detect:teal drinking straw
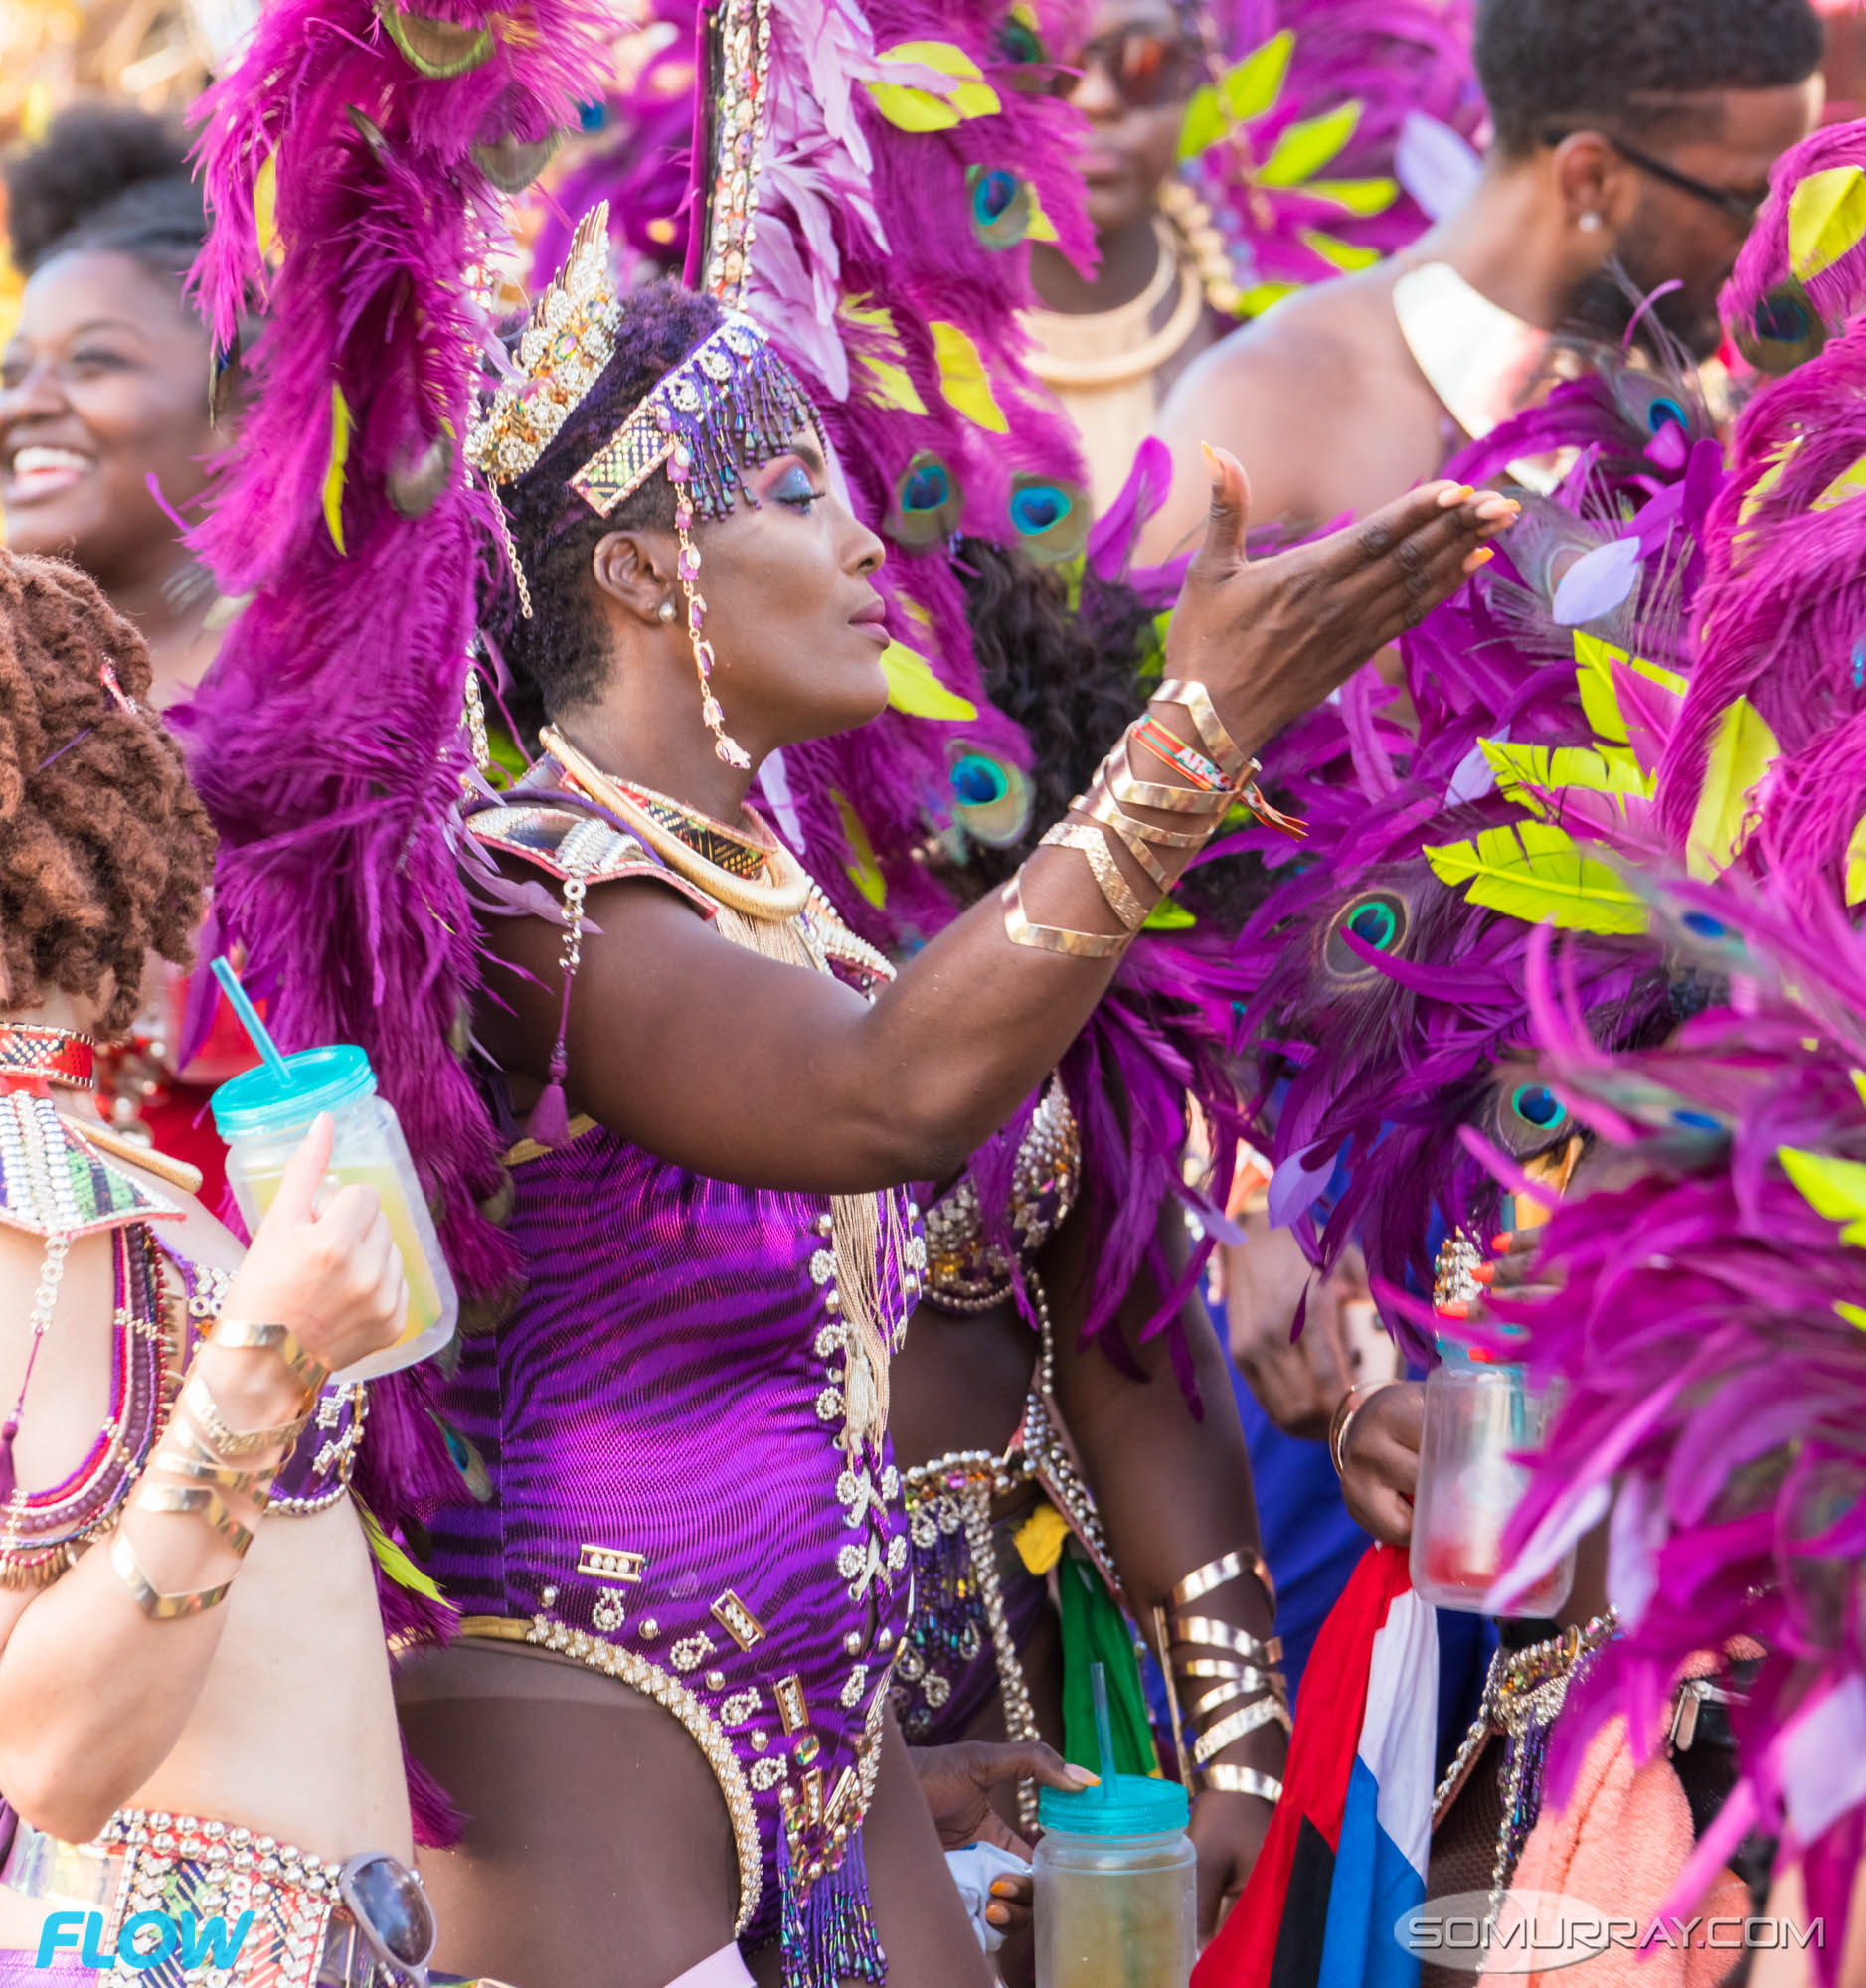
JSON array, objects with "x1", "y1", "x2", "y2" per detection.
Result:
[
  {"x1": 210, "y1": 956, "x2": 294, "y2": 1090},
  {"x1": 1091, "y1": 1660, "x2": 1118, "y2": 1806}
]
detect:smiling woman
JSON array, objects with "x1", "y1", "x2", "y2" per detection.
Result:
[{"x1": 0, "y1": 107, "x2": 219, "y2": 712}]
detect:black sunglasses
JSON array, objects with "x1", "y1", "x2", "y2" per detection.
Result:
[{"x1": 1544, "y1": 129, "x2": 1766, "y2": 229}]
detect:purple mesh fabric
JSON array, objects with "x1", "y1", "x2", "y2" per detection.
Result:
[{"x1": 424, "y1": 1110, "x2": 914, "y2": 1942}]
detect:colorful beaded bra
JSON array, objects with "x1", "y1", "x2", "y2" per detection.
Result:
[{"x1": 0, "y1": 1022, "x2": 184, "y2": 1584}]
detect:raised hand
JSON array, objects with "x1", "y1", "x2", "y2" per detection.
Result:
[{"x1": 1167, "y1": 445, "x2": 1516, "y2": 749}]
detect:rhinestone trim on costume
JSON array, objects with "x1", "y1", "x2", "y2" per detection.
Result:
[
  {"x1": 922, "y1": 1077, "x2": 1081, "y2": 1312},
  {"x1": 527, "y1": 1614, "x2": 763, "y2": 1935}
]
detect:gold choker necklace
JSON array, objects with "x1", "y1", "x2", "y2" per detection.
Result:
[{"x1": 541, "y1": 726, "x2": 813, "y2": 922}]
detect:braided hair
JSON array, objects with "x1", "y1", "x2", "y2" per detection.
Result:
[
  {"x1": 494, "y1": 280, "x2": 723, "y2": 737},
  {"x1": 0, "y1": 552, "x2": 214, "y2": 1035},
  {"x1": 4, "y1": 105, "x2": 206, "y2": 280}
]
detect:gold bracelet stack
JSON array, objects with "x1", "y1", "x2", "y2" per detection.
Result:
[
  {"x1": 1153, "y1": 1546, "x2": 1290, "y2": 1804},
  {"x1": 110, "y1": 1322, "x2": 319, "y2": 1622},
  {"x1": 1004, "y1": 679, "x2": 1264, "y2": 957}
]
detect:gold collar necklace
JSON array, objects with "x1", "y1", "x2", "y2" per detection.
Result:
[{"x1": 540, "y1": 725, "x2": 813, "y2": 922}]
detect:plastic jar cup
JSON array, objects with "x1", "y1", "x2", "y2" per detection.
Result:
[
  {"x1": 1409, "y1": 1361, "x2": 1573, "y2": 1617},
  {"x1": 210, "y1": 1045, "x2": 458, "y2": 1383},
  {"x1": 1034, "y1": 1775, "x2": 1197, "y2": 1988}
]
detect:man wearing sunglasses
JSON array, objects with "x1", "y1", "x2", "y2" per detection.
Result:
[{"x1": 1137, "y1": 0, "x2": 1825, "y2": 559}]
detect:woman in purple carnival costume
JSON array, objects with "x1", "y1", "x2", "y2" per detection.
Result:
[
  {"x1": 536, "y1": 0, "x2": 1411, "y2": 1941},
  {"x1": 180, "y1": 1, "x2": 1511, "y2": 1984}
]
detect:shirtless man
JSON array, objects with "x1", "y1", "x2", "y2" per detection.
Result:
[{"x1": 1139, "y1": 0, "x2": 1825, "y2": 558}]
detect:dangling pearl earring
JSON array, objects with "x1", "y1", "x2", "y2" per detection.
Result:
[
  {"x1": 1579, "y1": 212, "x2": 1604, "y2": 234},
  {"x1": 668, "y1": 444, "x2": 751, "y2": 770},
  {"x1": 657, "y1": 598, "x2": 677, "y2": 624}
]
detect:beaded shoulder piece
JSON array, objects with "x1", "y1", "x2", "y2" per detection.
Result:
[
  {"x1": 0, "y1": 1093, "x2": 183, "y2": 1239},
  {"x1": 466, "y1": 799, "x2": 717, "y2": 917}
]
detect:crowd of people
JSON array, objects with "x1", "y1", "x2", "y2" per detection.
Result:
[{"x1": 0, "y1": 0, "x2": 1862, "y2": 1984}]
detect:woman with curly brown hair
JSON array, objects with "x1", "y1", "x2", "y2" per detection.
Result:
[{"x1": 0, "y1": 550, "x2": 441, "y2": 1987}]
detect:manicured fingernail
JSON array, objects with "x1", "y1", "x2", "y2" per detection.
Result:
[
  {"x1": 1470, "y1": 1263, "x2": 1496, "y2": 1286},
  {"x1": 1436, "y1": 481, "x2": 1475, "y2": 507},
  {"x1": 987, "y1": 1905, "x2": 1011, "y2": 1926},
  {"x1": 1437, "y1": 1300, "x2": 1470, "y2": 1321},
  {"x1": 1201, "y1": 442, "x2": 1222, "y2": 475},
  {"x1": 1067, "y1": 1766, "x2": 1102, "y2": 1786},
  {"x1": 1462, "y1": 547, "x2": 1495, "y2": 574},
  {"x1": 991, "y1": 1880, "x2": 1020, "y2": 1898}
]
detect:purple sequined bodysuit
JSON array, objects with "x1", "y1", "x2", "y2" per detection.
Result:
[{"x1": 429, "y1": 794, "x2": 921, "y2": 1950}]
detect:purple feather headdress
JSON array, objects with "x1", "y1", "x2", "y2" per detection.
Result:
[
  {"x1": 1489, "y1": 886, "x2": 1866, "y2": 1981},
  {"x1": 1227, "y1": 366, "x2": 1718, "y2": 1355},
  {"x1": 1657, "y1": 122, "x2": 1866, "y2": 906},
  {"x1": 1178, "y1": 0, "x2": 1481, "y2": 315},
  {"x1": 182, "y1": 0, "x2": 617, "y2": 1832}
]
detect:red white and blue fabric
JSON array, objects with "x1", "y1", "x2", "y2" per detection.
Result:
[{"x1": 1195, "y1": 1544, "x2": 1437, "y2": 1988}]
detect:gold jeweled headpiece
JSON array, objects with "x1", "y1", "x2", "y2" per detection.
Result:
[{"x1": 466, "y1": 203, "x2": 624, "y2": 489}]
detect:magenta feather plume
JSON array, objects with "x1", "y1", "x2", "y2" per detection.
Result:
[
  {"x1": 1181, "y1": 0, "x2": 1479, "y2": 307},
  {"x1": 185, "y1": 0, "x2": 614, "y2": 1294},
  {"x1": 1492, "y1": 891, "x2": 1866, "y2": 1979},
  {"x1": 180, "y1": 0, "x2": 616, "y2": 1630},
  {"x1": 1660, "y1": 123, "x2": 1866, "y2": 851}
]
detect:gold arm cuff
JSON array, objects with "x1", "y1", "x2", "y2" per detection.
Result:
[
  {"x1": 132, "y1": 1482, "x2": 257, "y2": 1557},
  {"x1": 1155, "y1": 680, "x2": 1252, "y2": 782},
  {"x1": 162, "y1": 1416, "x2": 281, "y2": 1502},
  {"x1": 1078, "y1": 789, "x2": 1179, "y2": 893},
  {"x1": 181, "y1": 1372, "x2": 309, "y2": 1460},
  {"x1": 1168, "y1": 1548, "x2": 1277, "y2": 1615},
  {"x1": 211, "y1": 1318, "x2": 329, "y2": 1394},
  {"x1": 1188, "y1": 1672, "x2": 1286, "y2": 1721},
  {"x1": 1107, "y1": 739, "x2": 1235, "y2": 815},
  {"x1": 110, "y1": 1526, "x2": 233, "y2": 1621},
  {"x1": 1195, "y1": 1764, "x2": 1284, "y2": 1803},
  {"x1": 1001, "y1": 877, "x2": 1131, "y2": 959},
  {"x1": 1086, "y1": 769, "x2": 1212, "y2": 851},
  {"x1": 1040, "y1": 822, "x2": 1151, "y2": 931},
  {"x1": 1194, "y1": 1696, "x2": 1293, "y2": 1764},
  {"x1": 1170, "y1": 1618, "x2": 1284, "y2": 1666}
]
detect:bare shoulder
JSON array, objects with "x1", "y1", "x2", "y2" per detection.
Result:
[{"x1": 1167, "y1": 269, "x2": 1404, "y2": 423}]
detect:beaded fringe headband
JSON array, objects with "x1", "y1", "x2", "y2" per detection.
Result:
[{"x1": 466, "y1": 202, "x2": 820, "y2": 522}]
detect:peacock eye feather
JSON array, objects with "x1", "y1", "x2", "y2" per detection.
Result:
[
  {"x1": 1734, "y1": 278, "x2": 1829, "y2": 377},
  {"x1": 1322, "y1": 889, "x2": 1410, "y2": 979},
  {"x1": 1489, "y1": 1079, "x2": 1574, "y2": 1160},
  {"x1": 968, "y1": 165, "x2": 1035, "y2": 248},
  {"x1": 889, "y1": 452, "x2": 964, "y2": 546},
  {"x1": 947, "y1": 744, "x2": 1032, "y2": 847},
  {"x1": 1007, "y1": 474, "x2": 1089, "y2": 563},
  {"x1": 996, "y1": 14, "x2": 1044, "y2": 63},
  {"x1": 1647, "y1": 396, "x2": 1687, "y2": 435}
]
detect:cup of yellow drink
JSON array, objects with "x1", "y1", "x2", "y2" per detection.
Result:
[{"x1": 211, "y1": 1045, "x2": 458, "y2": 1383}]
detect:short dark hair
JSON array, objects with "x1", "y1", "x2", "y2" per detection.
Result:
[
  {"x1": 3, "y1": 103, "x2": 205, "y2": 279},
  {"x1": 1474, "y1": 0, "x2": 1824, "y2": 155},
  {"x1": 495, "y1": 279, "x2": 723, "y2": 734}
]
